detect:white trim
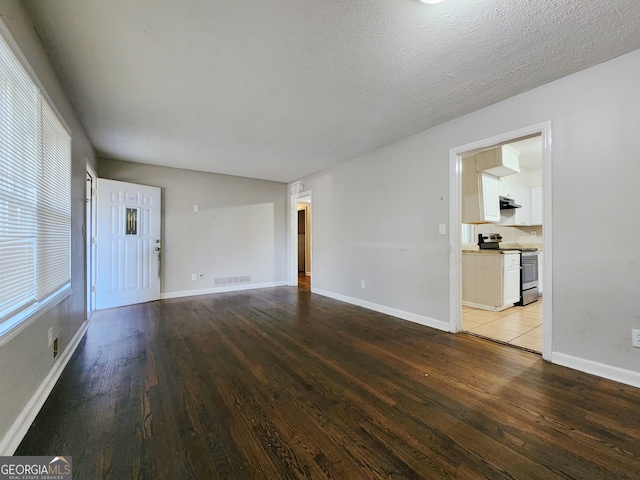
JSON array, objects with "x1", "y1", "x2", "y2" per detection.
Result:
[
  {"x1": 449, "y1": 144, "x2": 463, "y2": 334},
  {"x1": 541, "y1": 128, "x2": 553, "y2": 360},
  {"x1": 160, "y1": 281, "x2": 289, "y2": 300},
  {"x1": 0, "y1": 285, "x2": 71, "y2": 347},
  {"x1": 302, "y1": 203, "x2": 311, "y2": 276},
  {"x1": 552, "y1": 352, "x2": 640, "y2": 389},
  {"x1": 86, "y1": 161, "x2": 98, "y2": 319},
  {"x1": 86, "y1": 162, "x2": 97, "y2": 179},
  {"x1": 313, "y1": 288, "x2": 450, "y2": 332},
  {"x1": 0, "y1": 319, "x2": 89, "y2": 456},
  {"x1": 461, "y1": 301, "x2": 514, "y2": 312},
  {"x1": 448, "y1": 122, "x2": 553, "y2": 360}
]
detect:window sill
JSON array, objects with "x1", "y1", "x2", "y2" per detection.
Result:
[{"x1": 0, "y1": 285, "x2": 71, "y2": 347}]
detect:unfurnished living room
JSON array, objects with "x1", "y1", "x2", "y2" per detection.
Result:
[{"x1": 1, "y1": 1, "x2": 640, "y2": 479}]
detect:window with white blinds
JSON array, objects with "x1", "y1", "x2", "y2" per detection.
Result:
[{"x1": 0, "y1": 27, "x2": 71, "y2": 331}]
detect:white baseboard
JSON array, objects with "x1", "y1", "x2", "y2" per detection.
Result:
[
  {"x1": 160, "y1": 281, "x2": 289, "y2": 300},
  {"x1": 0, "y1": 320, "x2": 89, "y2": 456},
  {"x1": 312, "y1": 288, "x2": 450, "y2": 332},
  {"x1": 552, "y1": 352, "x2": 640, "y2": 389},
  {"x1": 462, "y1": 301, "x2": 512, "y2": 312}
]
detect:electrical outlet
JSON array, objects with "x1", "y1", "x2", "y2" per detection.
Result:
[
  {"x1": 360, "y1": 280, "x2": 365, "y2": 289},
  {"x1": 191, "y1": 273, "x2": 197, "y2": 281},
  {"x1": 632, "y1": 329, "x2": 640, "y2": 348},
  {"x1": 193, "y1": 204, "x2": 199, "y2": 212}
]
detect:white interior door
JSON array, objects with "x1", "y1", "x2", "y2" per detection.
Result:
[{"x1": 96, "y1": 178, "x2": 161, "y2": 309}]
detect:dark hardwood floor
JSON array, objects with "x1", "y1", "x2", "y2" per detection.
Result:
[{"x1": 16, "y1": 286, "x2": 640, "y2": 479}]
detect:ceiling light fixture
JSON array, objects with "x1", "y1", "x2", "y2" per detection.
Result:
[{"x1": 419, "y1": 0, "x2": 445, "y2": 4}]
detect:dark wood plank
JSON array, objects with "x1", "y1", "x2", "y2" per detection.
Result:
[{"x1": 15, "y1": 286, "x2": 640, "y2": 479}]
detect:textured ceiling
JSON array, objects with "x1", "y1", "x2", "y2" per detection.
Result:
[{"x1": 21, "y1": 0, "x2": 640, "y2": 182}]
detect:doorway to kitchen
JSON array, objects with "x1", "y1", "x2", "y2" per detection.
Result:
[
  {"x1": 289, "y1": 182, "x2": 312, "y2": 290},
  {"x1": 449, "y1": 123, "x2": 552, "y2": 360},
  {"x1": 297, "y1": 196, "x2": 311, "y2": 291}
]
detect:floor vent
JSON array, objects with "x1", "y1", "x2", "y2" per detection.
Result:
[{"x1": 214, "y1": 275, "x2": 251, "y2": 286}]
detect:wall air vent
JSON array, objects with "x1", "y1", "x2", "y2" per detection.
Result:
[{"x1": 214, "y1": 275, "x2": 251, "y2": 286}]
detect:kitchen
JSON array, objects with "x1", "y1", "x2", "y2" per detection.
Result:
[{"x1": 461, "y1": 136, "x2": 544, "y2": 353}]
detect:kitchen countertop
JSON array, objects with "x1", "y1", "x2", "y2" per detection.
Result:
[
  {"x1": 462, "y1": 249, "x2": 520, "y2": 254},
  {"x1": 462, "y1": 243, "x2": 542, "y2": 253},
  {"x1": 501, "y1": 243, "x2": 542, "y2": 250}
]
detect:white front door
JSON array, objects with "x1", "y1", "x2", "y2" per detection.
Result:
[{"x1": 96, "y1": 179, "x2": 161, "y2": 309}]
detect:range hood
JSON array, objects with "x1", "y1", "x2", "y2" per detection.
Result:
[{"x1": 499, "y1": 196, "x2": 521, "y2": 209}]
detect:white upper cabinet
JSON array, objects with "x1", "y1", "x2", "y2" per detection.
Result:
[
  {"x1": 499, "y1": 179, "x2": 513, "y2": 199},
  {"x1": 530, "y1": 185, "x2": 543, "y2": 225},
  {"x1": 475, "y1": 145, "x2": 521, "y2": 177},
  {"x1": 481, "y1": 173, "x2": 501, "y2": 222},
  {"x1": 462, "y1": 156, "x2": 501, "y2": 223}
]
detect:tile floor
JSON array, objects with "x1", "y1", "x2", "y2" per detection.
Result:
[{"x1": 462, "y1": 298, "x2": 543, "y2": 353}]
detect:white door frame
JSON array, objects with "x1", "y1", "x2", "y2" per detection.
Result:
[
  {"x1": 85, "y1": 162, "x2": 97, "y2": 319},
  {"x1": 288, "y1": 182, "x2": 312, "y2": 287},
  {"x1": 449, "y1": 121, "x2": 553, "y2": 360}
]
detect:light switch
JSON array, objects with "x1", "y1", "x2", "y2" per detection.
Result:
[
  {"x1": 193, "y1": 204, "x2": 199, "y2": 212},
  {"x1": 439, "y1": 224, "x2": 447, "y2": 235}
]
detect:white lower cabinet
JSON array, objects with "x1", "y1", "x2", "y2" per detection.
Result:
[
  {"x1": 462, "y1": 252, "x2": 520, "y2": 311},
  {"x1": 502, "y1": 253, "x2": 521, "y2": 305}
]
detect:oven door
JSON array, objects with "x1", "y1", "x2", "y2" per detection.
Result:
[{"x1": 521, "y1": 252, "x2": 539, "y2": 290}]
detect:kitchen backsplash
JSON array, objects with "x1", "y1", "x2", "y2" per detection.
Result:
[{"x1": 472, "y1": 224, "x2": 543, "y2": 246}]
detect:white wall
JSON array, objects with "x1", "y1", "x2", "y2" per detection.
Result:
[
  {"x1": 298, "y1": 49, "x2": 640, "y2": 376},
  {"x1": 98, "y1": 159, "x2": 288, "y2": 297},
  {"x1": 0, "y1": 0, "x2": 96, "y2": 452}
]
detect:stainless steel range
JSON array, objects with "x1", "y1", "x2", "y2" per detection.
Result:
[
  {"x1": 516, "y1": 249, "x2": 539, "y2": 306},
  {"x1": 478, "y1": 234, "x2": 540, "y2": 306}
]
